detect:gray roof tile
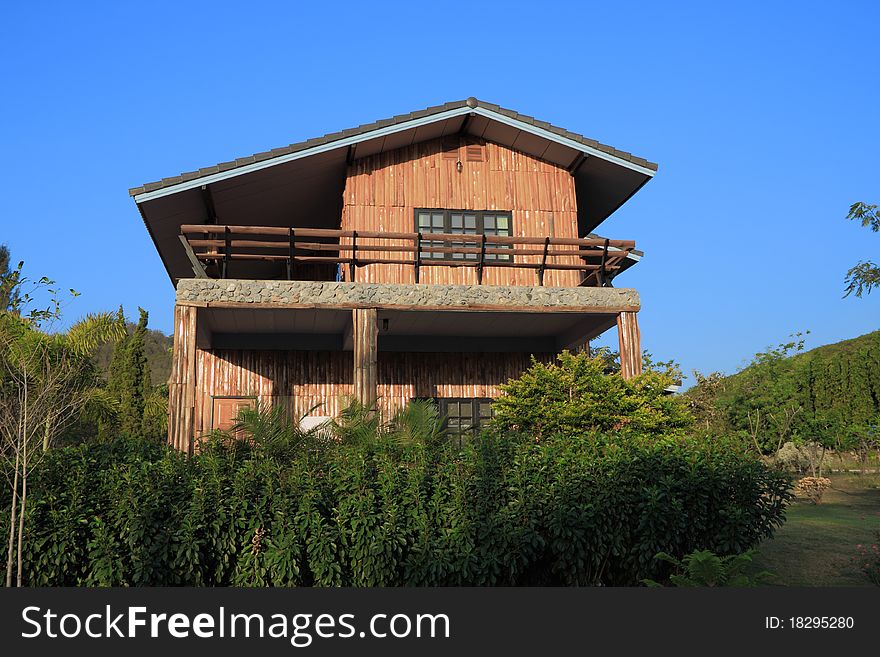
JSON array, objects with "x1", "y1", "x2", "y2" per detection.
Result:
[{"x1": 129, "y1": 98, "x2": 658, "y2": 196}]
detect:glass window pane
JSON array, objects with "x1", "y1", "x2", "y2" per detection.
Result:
[
  {"x1": 451, "y1": 214, "x2": 463, "y2": 228},
  {"x1": 432, "y1": 213, "x2": 444, "y2": 228},
  {"x1": 496, "y1": 215, "x2": 509, "y2": 230},
  {"x1": 480, "y1": 402, "x2": 492, "y2": 417},
  {"x1": 484, "y1": 215, "x2": 495, "y2": 229},
  {"x1": 418, "y1": 213, "x2": 431, "y2": 228},
  {"x1": 464, "y1": 215, "x2": 476, "y2": 229}
]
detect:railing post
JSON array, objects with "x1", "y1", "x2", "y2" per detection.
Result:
[
  {"x1": 222, "y1": 226, "x2": 231, "y2": 279},
  {"x1": 349, "y1": 231, "x2": 358, "y2": 282},
  {"x1": 414, "y1": 232, "x2": 421, "y2": 284},
  {"x1": 286, "y1": 227, "x2": 296, "y2": 280},
  {"x1": 477, "y1": 234, "x2": 487, "y2": 284},
  {"x1": 537, "y1": 236, "x2": 550, "y2": 286}
]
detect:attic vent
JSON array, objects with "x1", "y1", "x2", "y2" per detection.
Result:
[
  {"x1": 465, "y1": 143, "x2": 484, "y2": 162},
  {"x1": 441, "y1": 137, "x2": 460, "y2": 160}
]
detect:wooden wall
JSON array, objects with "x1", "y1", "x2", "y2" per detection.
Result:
[
  {"x1": 341, "y1": 137, "x2": 581, "y2": 287},
  {"x1": 189, "y1": 348, "x2": 550, "y2": 440}
]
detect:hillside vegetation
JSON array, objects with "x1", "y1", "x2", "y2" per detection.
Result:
[{"x1": 689, "y1": 330, "x2": 880, "y2": 454}]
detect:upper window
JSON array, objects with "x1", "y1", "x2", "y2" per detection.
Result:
[{"x1": 415, "y1": 209, "x2": 512, "y2": 262}]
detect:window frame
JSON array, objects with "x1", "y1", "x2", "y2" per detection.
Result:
[
  {"x1": 415, "y1": 396, "x2": 495, "y2": 448},
  {"x1": 414, "y1": 209, "x2": 513, "y2": 263}
]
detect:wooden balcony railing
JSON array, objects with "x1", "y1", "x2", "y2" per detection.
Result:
[{"x1": 179, "y1": 225, "x2": 637, "y2": 286}]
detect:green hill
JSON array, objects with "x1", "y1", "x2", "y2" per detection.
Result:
[{"x1": 690, "y1": 330, "x2": 880, "y2": 449}]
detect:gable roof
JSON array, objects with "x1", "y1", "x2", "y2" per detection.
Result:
[
  {"x1": 129, "y1": 97, "x2": 656, "y2": 199},
  {"x1": 130, "y1": 98, "x2": 657, "y2": 284}
]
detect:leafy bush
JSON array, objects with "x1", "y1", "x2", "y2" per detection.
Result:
[
  {"x1": 792, "y1": 476, "x2": 832, "y2": 504},
  {"x1": 1, "y1": 427, "x2": 790, "y2": 586},
  {"x1": 491, "y1": 351, "x2": 693, "y2": 439},
  {"x1": 642, "y1": 549, "x2": 774, "y2": 587}
]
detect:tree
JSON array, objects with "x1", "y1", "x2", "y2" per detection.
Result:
[
  {"x1": 0, "y1": 265, "x2": 123, "y2": 586},
  {"x1": 685, "y1": 371, "x2": 728, "y2": 433},
  {"x1": 119, "y1": 308, "x2": 149, "y2": 439},
  {"x1": 844, "y1": 202, "x2": 879, "y2": 298},
  {"x1": 0, "y1": 246, "x2": 20, "y2": 311},
  {"x1": 102, "y1": 307, "x2": 166, "y2": 441}
]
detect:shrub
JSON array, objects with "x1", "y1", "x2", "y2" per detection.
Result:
[
  {"x1": 1, "y1": 427, "x2": 790, "y2": 586},
  {"x1": 792, "y1": 476, "x2": 832, "y2": 504},
  {"x1": 491, "y1": 351, "x2": 692, "y2": 440},
  {"x1": 854, "y1": 532, "x2": 880, "y2": 586},
  {"x1": 642, "y1": 549, "x2": 774, "y2": 587}
]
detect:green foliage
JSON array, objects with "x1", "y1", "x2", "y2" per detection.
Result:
[
  {"x1": 0, "y1": 244, "x2": 20, "y2": 311},
  {"x1": 93, "y1": 319, "x2": 172, "y2": 386},
  {"x1": 642, "y1": 549, "x2": 774, "y2": 587},
  {"x1": 854, "y1": 531, "x2": 880, "y2": 587},
  {"x1": 693, "y1": 331, "x2": 880, "y2": 455},
  {"x1": 101, "y1": 307, "x2": 166, "y2": 442},
  {"x1": 491, "y1": 351, "x2": 692, "y2": 440},
  {"x1": 0, "y1": 426, "x2": 790, "y2": 587},
  {"x1": 843, "y1": 201, "x2": 879, "y2": 298}
]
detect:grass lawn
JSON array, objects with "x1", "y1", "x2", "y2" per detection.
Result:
[{"x1": 753, "y1": 473, "x2": 880, "y2": 586}]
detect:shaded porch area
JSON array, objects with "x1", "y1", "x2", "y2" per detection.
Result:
[{"x1": 167, "y1": 280, "x2": 642, "y2": 452}]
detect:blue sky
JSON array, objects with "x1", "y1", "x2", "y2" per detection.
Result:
[{"x1": 1, "y1": 1, "x2": 877, "y2": 382}]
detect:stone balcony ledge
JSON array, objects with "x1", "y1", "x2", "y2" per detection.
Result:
[{"x1": 176, "y1": 279, "x2": 640, "y2": 313}]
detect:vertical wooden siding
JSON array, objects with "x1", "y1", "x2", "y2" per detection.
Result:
[
  {"x1": 341, "y1": 137, "x2": 581, "y2": 287},
  {"x1": 375, "y1": 351, "x2": 550, "y2": 418},
  {"x1": 190, "y1": 348, "x2": 549, "y2": 440}
]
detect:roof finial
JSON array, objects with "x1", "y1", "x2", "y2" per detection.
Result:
[{"x1": 465, "y1": 97, "x2": 478, "y2": 108}]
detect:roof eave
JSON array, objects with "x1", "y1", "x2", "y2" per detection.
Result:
[{"x1": 131, "y1": 104, "x2": 656, "y2": 205}]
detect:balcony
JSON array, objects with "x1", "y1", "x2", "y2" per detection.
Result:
[{"x1": 179, "y1": 225, "x2": 638, "y2": 287}]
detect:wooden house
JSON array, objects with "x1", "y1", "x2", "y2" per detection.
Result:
[{"x1": 129, "y1": 98, "x2": 657, "y2": 452}]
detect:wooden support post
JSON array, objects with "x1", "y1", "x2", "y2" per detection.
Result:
[
  {"x1": 352, "y1": 308, "x2": 378, "y2": 409},
  {"x1": 597, "y1": 238, "x2": 610, "y2": 287},
  {"x1": 617, "y1": 311, "x2": 642, "y2": 380},
  {"x1": 167, "y1": 304, "x2": 198, "y2": 454}
]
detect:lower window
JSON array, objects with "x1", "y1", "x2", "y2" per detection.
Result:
[{"x1": 417, "y1": 397, "x2": 494, "y2": 446}]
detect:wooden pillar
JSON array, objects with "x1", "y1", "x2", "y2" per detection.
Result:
[
  {"x1": 617, "y1": 311, "x2": 642, "y2": 379},
  {"x1": 167, "y1": 304, "x2": 198, "y2": 454},
  {"x1": 352, "y1": 308, "x2": 378, "y2": 408}
]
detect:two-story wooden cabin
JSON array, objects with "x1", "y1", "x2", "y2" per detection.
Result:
[{"x1": 129, "y1": 98, "x2": 657, "y2": 452}]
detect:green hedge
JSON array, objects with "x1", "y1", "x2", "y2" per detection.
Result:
[{"x1": 2, "y1": 433, "x2": 790, "y2": 586}]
